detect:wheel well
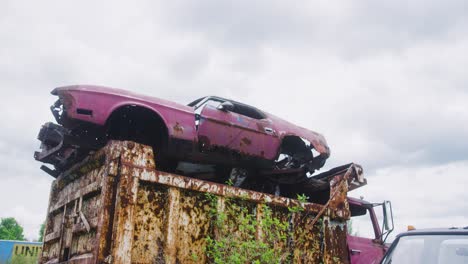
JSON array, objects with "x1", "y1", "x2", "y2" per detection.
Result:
[{"x1": 105, "y1": 105, "x2": 169, "y2": 149}]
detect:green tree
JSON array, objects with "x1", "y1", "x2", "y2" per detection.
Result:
[
  {"x1": 38, "y1": 222, "x2": 46, "y2": 242},
  {"x1": 0, "y1": 217, "x2": 26, "y2": 241}
]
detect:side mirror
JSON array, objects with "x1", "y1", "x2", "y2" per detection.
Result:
[
  {"x1": 217, "y1": 101, "x2": 234, "y2": 112},
  {"x1": 382, "y1": 200, "x2": 394, "y2": 242}
]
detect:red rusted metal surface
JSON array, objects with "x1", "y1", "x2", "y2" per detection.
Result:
[{"x1": 40, "y1": 141, "x2": 365, "y2": 264}]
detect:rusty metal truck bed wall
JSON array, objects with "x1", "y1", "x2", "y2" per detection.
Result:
[{"x1": 40, "y1": 141, "x2": 363, "y2": 264}]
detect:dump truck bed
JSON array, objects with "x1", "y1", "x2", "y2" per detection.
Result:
[{"x1": 40, "y1": 141, "x2": 366, "y2": 264}]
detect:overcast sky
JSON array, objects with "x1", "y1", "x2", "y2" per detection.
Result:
[{"x1": 1, "y1": 0, "x2": 467, "y2": 241}]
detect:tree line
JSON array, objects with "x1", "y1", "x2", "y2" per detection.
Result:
[{"x1": 0, "y1": 217, "x2": 45, "y2": 242}]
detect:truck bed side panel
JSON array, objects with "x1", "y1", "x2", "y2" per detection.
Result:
[{"x1": 40, "y1": 141, "x2": 358, "y2": 264}]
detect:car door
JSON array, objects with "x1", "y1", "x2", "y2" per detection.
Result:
[
  {"x1": 347, "y1": 203, "x2": 386, "y2": 263},
  {"x1": 196, "y1": 98, "x2": 278, "y2": 160},
  {"x1": 347, "y1": 234, "x2": 386, "y2": 264}
]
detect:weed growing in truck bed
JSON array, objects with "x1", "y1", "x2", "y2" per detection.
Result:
[{"x1": 203, "y1": 193, "x2": 322, "y2": 264}]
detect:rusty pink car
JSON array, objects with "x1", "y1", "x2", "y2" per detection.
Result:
[{"x1": 35, "y1": 85, "x2": 330, "y2": 181}]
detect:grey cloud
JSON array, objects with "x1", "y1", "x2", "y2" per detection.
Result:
[
  {"x1": 155, "y1": 0, "x2": 468, "y2": 58},
  {"x1": 356, "y1": 0, "x2": 468, "y2": 37},
  {"x1": 349, "y1": 161, "x2": 468, "y2": 238},
  {"x1": 156, "y1": 1, "x2": 310, "y2": 48},
  {"x1": 238, "y1": 36, "x2": 468, "y2": 172},
  {"x1": 1, "y1": 0, "x2": 467, "y2": 239}
]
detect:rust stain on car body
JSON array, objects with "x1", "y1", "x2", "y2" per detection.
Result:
[
  {"x1": 241, "y1": 137, "x2": 252, "y2": 146},
  {"x1": 36, "y1": 86, "x2": 331, "y2": 181},
  {"x1": 173, "y1": 122, "x2": 184, "y2": 135}
]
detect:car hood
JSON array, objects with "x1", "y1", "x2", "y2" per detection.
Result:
[{"x1": 52, "y1": 85, "x2": 193, "y2": 113}]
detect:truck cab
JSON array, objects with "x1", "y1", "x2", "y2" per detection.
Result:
[{"x1": 347, "y1": 197, "x2": 394, "y2": 263}]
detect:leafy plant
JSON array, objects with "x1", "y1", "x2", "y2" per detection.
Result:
[
  {"x1": 0, "y1": 217, "x2": 26, "y2": 241},
  {"x1": 38, "y1": 222, "x2": 45, "y2": 242},
  {"x1": 288, "y1": 194, "x2": 308, "y2": 213},
  {"x1": 204, "y1": 193, "x2": 321, "y2": 264}
]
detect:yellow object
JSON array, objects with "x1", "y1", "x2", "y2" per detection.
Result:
[
  {"x1": 11, "y1": 243, "x2": 42, "y2": 264},
  {"x1": 407, "y1": 225, "x2": 416, "y2": 231}
]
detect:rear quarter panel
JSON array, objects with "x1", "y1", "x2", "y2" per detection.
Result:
[{"x1": 60, "y1": 87, "x2": 197, "y2": 142}]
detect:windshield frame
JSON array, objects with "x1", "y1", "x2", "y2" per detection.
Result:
[{"x1": 381, "y1": 232, "x2": 468, "y2": 264}]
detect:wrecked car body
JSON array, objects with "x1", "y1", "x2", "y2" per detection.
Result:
[{"x1": 35, "y1": 85, "x2": 330, "y2": 182}]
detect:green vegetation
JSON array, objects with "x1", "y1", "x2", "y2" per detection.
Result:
[
  {"x1": 204, "y1": 193, "x2": 320, "y2": 264},
  {"x1": 38, "y1": 222, "x2": 45, "y2": 242},
  {"x1": 288, "y1": 194, "x2": 308, "y2": 213},
  {"x1": 0, "y1": 217, "x2": 26, "y2": 241}
]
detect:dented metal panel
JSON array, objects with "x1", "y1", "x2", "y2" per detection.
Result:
[
  {"x1": 40, "y1": 141, "x2": 364, "y2": 264},
  {"x1": 36, "y1": 86, "x2": 331, "y2": 179}
]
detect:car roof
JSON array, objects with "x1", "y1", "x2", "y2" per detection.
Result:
[
  {"x1": 188, "y1": 96, "x2": 257, "y2": 107},
  {"x1": 397, "y1": 227, "x2": 468, "y2": 238}
]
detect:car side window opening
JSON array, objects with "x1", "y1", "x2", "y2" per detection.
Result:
[
  {"x1": 190, "y1": 96, "x2": 265, "y2": 120},
  {"x1": 349, "y1": 203, "x2": 376, "y2": 239},
  {"x1": 194, "y1": 98, "x2": 225, "y2": 130},
  {"x1": 194, "y1": 98, "x2": 225, "y2": 115},
  {"x1": 230, "y1": 102, "x2": 265, "y2": 120},
  {"x1": 204, "y1": 99, "x2": 223, "y2": 109}
]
